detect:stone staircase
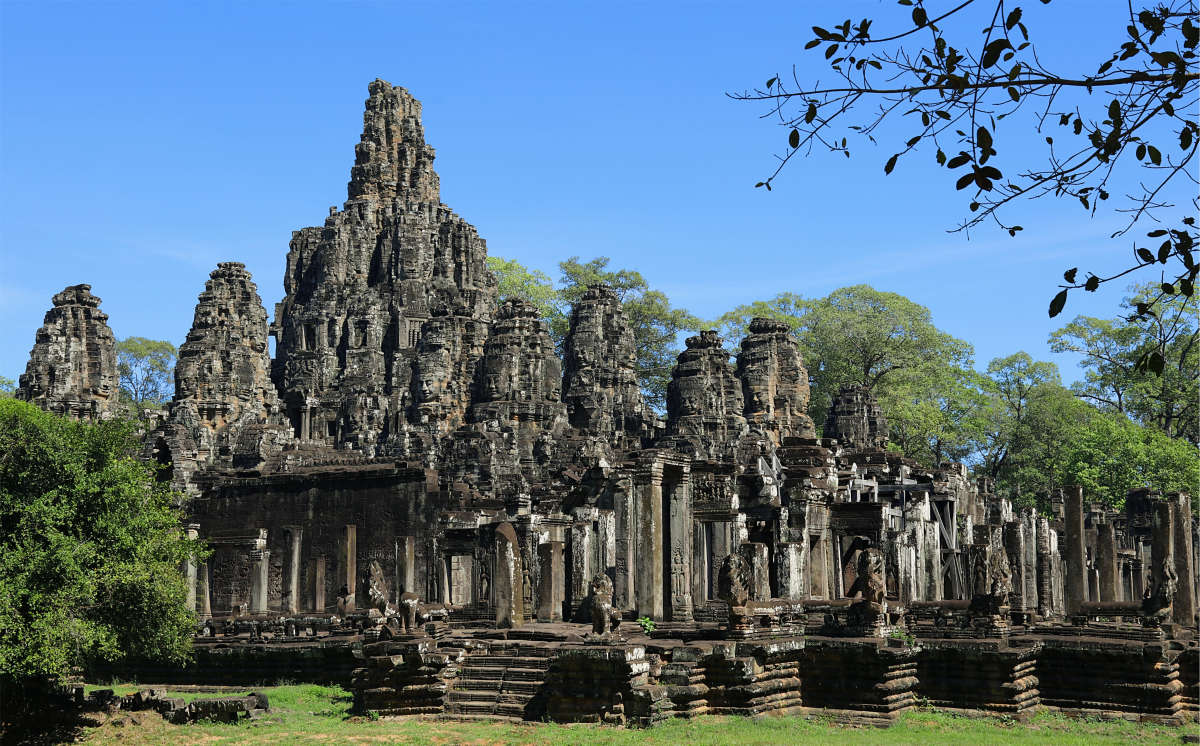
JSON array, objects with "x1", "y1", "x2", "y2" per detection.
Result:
[{"x1": 443, "y1": 643, "x2": 554, "y2": 720}]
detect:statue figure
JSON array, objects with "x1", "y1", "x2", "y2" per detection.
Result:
[
  {"x1": 397, "y1": 591, "x2": 421, "y2": 633},
  {"x1": 846, "y1": 547, "x2": 888, "y2": 633},
  {"x1": 589, "y1": 574, "x2": 622, "y2": 637},
  {"x1": 335, "y1": 584, "x2": 351, "y2": 616},
  {"x1": 366, "y1": 560, "x2": 394, "y2": 617},
  {"x1": 1141, "y1": 557, "x2": 1178, "y2": 626},
  {"x1": 717, "y1": 552, "x2": 752, "y2": 609}
]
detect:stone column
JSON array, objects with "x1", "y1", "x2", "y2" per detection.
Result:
[
  {"x1": 613, "y1": 487, "x2": 634, "y2": 611},
  {"x1": 250, "y1": 549, "x2": 270, "y2": 614},
  {"x1": 774, "y1": 542, "x2": 804, "y2": 600},
  {"x1": 1064, "y1": 486, "x2": 1086, "y2": 614},
  {"x1": 740, "y1": 542, "x2": 771, "y2": 601},
  {"x1": 1003, "y1": 521, "x2": 1028, "y2": 611},
  {"x1": 537, "y1": 541, "x2": 565, "y2": 622},
  {"x1": 1097, "y1": 522, "x2": 1118, "y2": 602},
  {"x1": 284, "y1": 525, "x2": 302, "y2": 614},
  {"x1": 197, "y1": 562, "x2": 212, "y2": 620},
  {"x1": 635, "y1": 470, "x2": 664, "y2": 620},
  {"x1": 313, "y1": 556, "x2": 326, "y2": 612},
  {"x1": 396, "y1": 536, "x2": 415, "y2": 597},
  {"x1": 184, "y1": 524, "x2": 200, "y2": 613},
  {"x1": 342, "y1": 524, "x2": 357, "y2": 611},
  {"x1": 570, "y1": 516, "x2": 594, "y2": 615},
  {"x1": 1170, "y1": 493, "x2": 1196, "y2": 625},
  {"x1": 1150, "y1": 500, "x2": 1174, "y2": 613},
  {"x1": 667, "y1": 475, "x2": 694, "y2": 622},
  {"x1": 1035, "y1": 516, "x2": 1052, "y2": 617}
]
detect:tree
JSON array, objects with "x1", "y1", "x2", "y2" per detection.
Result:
[
  {"x1": 0, "y1": 375, "x2": 14, "y2": 398},
  {"x1": 733, "y1": 1, "x2": 1198, "y2": 321},
  {"x1": 489, "y1": 255, "x2": 702, "y2": 411},
  {"x1": 1049, "y1": 282, "x2": 1198, "y2": 443},
  {"x1": 116, "y1": 337, "x2": 177, "y2": 407},
  {"x1": 716, "y1": 286, "x2": 980, "y2": 465},
  {"x1": 1059, "y1": 408, "x2": 1199, "y2": 508},
  {"x1": 0, "y1": 399, "x2": 202, "y2": 700}
]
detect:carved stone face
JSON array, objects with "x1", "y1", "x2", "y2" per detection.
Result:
[{"x1": 590, "y1": 573, "x2": 614, "y2": 599}]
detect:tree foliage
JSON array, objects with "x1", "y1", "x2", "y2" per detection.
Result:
[
  {"x1": 116, "y1": 336, "x2": 177, "y2": 407},
  {"x1": 0, "y1": 399, "x2": 201, "y2": 687},
  {"x1": 488, "y1": 255, "x2": 702, "y2": 411},
  {"x1": 1049, "y1": 282, "x2": 1198, "y2": 443},
  {"x1": 735, "y1": 1, "x2": 1198, "y2": 320},
  {"x1": 0, "y1": 375, "x2": 14, "y2": 398}
]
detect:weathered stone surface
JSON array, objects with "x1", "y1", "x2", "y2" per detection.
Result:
[
  {"x1": 272, "y1": 79, "x2": 497, "y2": 455},
  {"x1": 16, "y1": 284, "x2": 119, "y2": 420},
  {"x1": 562, "y1": 284, "x2": 650, "y2": 445},
  {"x1": 664, "y1": 331, "x2": 746, "y2": 458},
  {"x1": 170, "y1": 262, "x2": 284, "y2": 466},
  {"x1": 736, "y1": 318, "x2": 815, "y2": 443},
  {"x1": 822, "y1": 384, "x2": 888, "y2": 451}
]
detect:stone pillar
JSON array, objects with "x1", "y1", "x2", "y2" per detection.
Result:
[
  {"x1": 184, "y1": 524, "x2": 200, "y2": 613},
  {"x1": 537, "y1": 541, "x2": 565, "y2": 622},
  {"x1": 667, "y1": 476, "x2": 694, "y2": 622},
  {"x1": 613, "y1": 487, "x2": 634, "y2": 611},
  {"x1": 1097, "y1": 522, "x2": 1118, "y2": 602},
  {"x1": 635, "y1": 471, "x2": 664, "y2": 620},
  {"x1": 809, "y1": 533, "x2": 827, "y2": 600},
  {"x1": 396, "y1": 536, "x2": 416, "y2": 596},
  {"x1": 1064, "y1": 486, "x2": 1086, "y2": 614},
  {"x1": 1003, "y1": 521, "x2": 1028, "y2": 611},
  {"x1": 1170, "y1": 493, "x2": 1196, "y2": 625},
  {"x1": 313, "y1": 556, "x2": 326, "y2": 612},
  {"x1": 1131, "y1": 556, "x2": 1144, "y2": 601},
  {"x1": 570, "y1": 517, "x2": 594, "y2": 615},
  {"x1": 774, "y1": 542, "x2": 804, "y2": 600},
  {"x1": 197, "y1": 562, "x2": 212, "y2": 620},
  {"x1": 495, "y1": 522, "x2": 525, "y2": 627},
  {"x1": 1151, "y1": 499, "x2": 1175, "y2": 614},
  {"x1": 284, "y1": 525, "x2": 302, "y2": 614},
  {"x1": 1035, "y1": 516, "x2": 1052, "y2": 617},
  {"x1": 250, "y1": 549, "x2": 270, "y2": 614},
  {"x1": 342, "y1": 524, "x2": 357, "y2": 611}
]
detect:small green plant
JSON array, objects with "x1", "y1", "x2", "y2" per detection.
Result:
[
  {"x1": 888, "y1": 628, "x2": 917, "y2": 647},
  {"x1": 636, "y1": 616, "x2": 656, "y2": 634},
  {"x1": 366, "y1": 709, "x2": 380, "y2": 721}
]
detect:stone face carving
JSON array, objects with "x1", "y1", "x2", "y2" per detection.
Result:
[
  {"x1": 666, "y1": 331, "x2": 747, "y2": 457},
  {"x1": 16, "y1": 284, "x2": 119, "y2": 420},
  {"x1": 170, "y1": 262, "x2": 284, "y2": 466},
  {"x1": 736, "y1": 318, "x2": 815, "y2": 443},
  {"x1": 272, "y1": 79, "x2": 497, "y2": 453},
  {"x1": 562, "y1": 284, "x2": 650, "y2": 444},
  {"x1": 823, "y1": 384, "x2": 889, "y2": 451},
  {"x1": 848, "y1": 548, "x2": 887, "y2": 606}
]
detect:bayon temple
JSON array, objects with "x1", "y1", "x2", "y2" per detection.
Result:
[{"x1": 16, "y1": 80, "x2": 1199, "y2": 726}]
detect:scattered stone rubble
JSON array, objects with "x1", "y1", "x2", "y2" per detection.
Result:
[{"x1": 20, "y1": 79, "x2": 1198, "y2": 729}]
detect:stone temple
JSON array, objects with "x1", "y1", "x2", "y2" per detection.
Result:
[{"x1": 17, "y1": 80, "x2": 1199, "y2": 727}]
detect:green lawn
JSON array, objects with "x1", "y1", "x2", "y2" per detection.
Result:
[{"x1": 74, "y1": 684, "x2": 1193, "y2": 745}]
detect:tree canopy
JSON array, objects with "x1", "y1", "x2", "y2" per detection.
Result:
[
  {"x1": 488, "y1": 255, "x2": 701, "y2": 411},
  {"x1": 116, "y1": 336, "x2": 177, "y2": 408},
  {"x1": 734, "y1": 1, "x2": 1198, "y2": 323},
  {"x1": 0, "y1": 399, "x2": 201, "y2": 689}
]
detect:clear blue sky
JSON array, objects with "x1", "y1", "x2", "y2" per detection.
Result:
[{"x1": 1, "y1": 1, "x2": 1188, "y2": 385}]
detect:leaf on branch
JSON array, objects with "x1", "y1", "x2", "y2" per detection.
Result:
[
  {"x1": 805, "y1": 103, "x2": 817, "y2": 123},
  {"x1": 1181, "y1": 278, "x2": 1195, "y2": 297},
  {"x1": 812, "y1": 26, "x2": 831, "y2": 39},
  {"x1": 1008, "y1": 87, "x2": 1020, "y2": 102},
  {"x1": 1084, "y1": 275, "x2": 1099, "y2": 291},
  {"x1": 1005, "y1": 7, "x2": 1022, "y2": 30},
  {"x1": 885, "y1": 153, "x2": 899, "y2": 174},
  {"x1": 912, "y1": 6, "x2": 927, "y2": 27},
  {"x1": 789, "y1": 128, "x2": 800, "y2": 149},
  {"x1": 1161, "y1": 283, "x2": 1175, "y2": 295},
  {"x1": 805, "y1": 39, "x2": 821, "y2": 50},
  {"x1": 946, "y1": 153, "x2": 971, "y2": 169},
  {"x1": 955, "y1": 172, "x2": 975, "y2": 190},
  {"x1": 1063, "y1": 268, "x2": 1078, "y2": 283},
  {"x1": 1136, "y1": 143, "x2": 1147, "y2": 160},
  {"x1": 1182, "y1": 127, "x2": 1194, "y2": 151},
  {"x1": 1048, "y1": 289, "x2": 1068, "y2": 318},
  {"x1": 826, "y1": 43, "x2": 839, "y2": 59},
  {"x1": 1137, "y1": 247, "x2": 1155, "y2": 263},
  {"x1": 1158, "y1": 243, "x2": 1171, "y2": 263},
  {"x1": 765, "y1": 76, "x2": 778, "y2": 88},
  {"x1": 981, "y1": 39, "x2": 1012, "y2": 68},
  {"x1": 1147, "y1": 145, "x2": 1162, "y2": 165}
]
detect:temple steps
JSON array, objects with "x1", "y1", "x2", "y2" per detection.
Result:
[{"x1": 442, "y1": 645, "x2": 553, "y2": 720}]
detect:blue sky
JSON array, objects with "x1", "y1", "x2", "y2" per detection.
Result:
[{"x1": 2, "y1": 0, "x2": 1190, "y2": 385}]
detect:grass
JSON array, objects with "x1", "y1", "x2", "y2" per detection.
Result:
[{"x1": 72, "y1": 684, "x2": 1193, "y2": 745}]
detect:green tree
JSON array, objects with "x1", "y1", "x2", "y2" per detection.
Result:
[
  {"x1": 0, "y1": 399, "x2": 202, "y2": 697},
  {"x1": 716, "y1": 286, "x2": 980, "y2": 466},
  {"x1": 734, "y1": 1, "x2": 1198, "y2": 319},
  {"x1": 0, "y1": 375, "x2": 15, "y2": 398},
  {"x1": 487, "y1": 256, "x2": 560, "y2": 322},
  {"x1": 116, "y1": 337, "x2": 177, "y2": 407},
  {"x1": 1059, "y1": 409, "x2": 1200, "y2": 509},
  {"x1": 489, "y1": 255, "x2": 702, "y2": 411},
  {"x1": 1049, "y1": 283, "x2": 1198, "y2": 443}
]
